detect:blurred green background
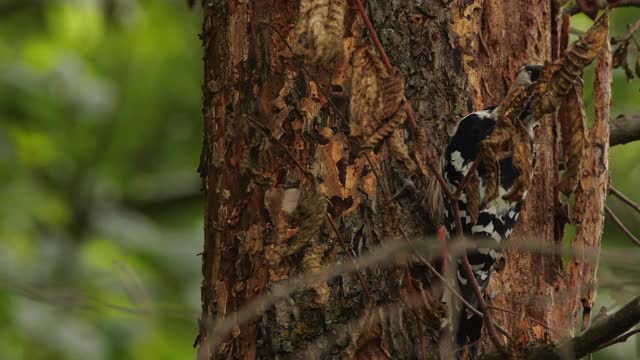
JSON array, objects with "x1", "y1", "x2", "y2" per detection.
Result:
[
  {"x1": 0, "y1": 1, "x2": 637, "y2": 359},
  {"x1": 0, "y1": 0, "x2": 202, "y2": 359}
]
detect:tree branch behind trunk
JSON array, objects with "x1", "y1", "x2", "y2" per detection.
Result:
[{"x1": 610, "y1": 115, "x2": 640, "y2": 146}]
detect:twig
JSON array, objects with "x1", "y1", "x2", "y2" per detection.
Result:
[
  {"x1": 257, "y1": 21, "x2": 349, "y2": 126},
  {"x1": 437, "y1": 226, "x2": 449, "y2": 276},
  {"x1": 326, "y1": 215, "x2": 372, "y2": 301},
  {"x1": 453, "y1": 202, "x2": 506, "y2": 351},
  {"x1": 593, "y1": 328, "x2": 640, "y2": 352},
  {"x1": 265, "y1": 5, "x2": 506, "y2": 353},
  {"x1": 455, "y1": 338, "x2": 482, "y2": 354},
  {"x1": 352, "y1": 0, "x2": 417, "y2": 131},
  {"x1": 608, "y1": 185, "x2": 640, "y2": 213},
  {"x1": 300, "y1": 293, "x2": 434, "y2": 359},
  {"x1": 413, "y1": 252, "x2": 512, "y2": 339},
  {"x1": 614, "y1": 18, "x2": 640, "y2": 43},
  {"x1": 243, "y1": 114, "x2": 310, "y2": 178},
  {"x1": 567, "y1": 0, "x2": 640, "y2": 16},
  {"x1": 487, "y1": 305, "x2": 561, "y2": 337},
  {"x1": 0, "y1": 275, "x2": 194, "y2": 321},
  {"x1": 352, "y1": 0, "x2": 391, "y2": 74},
  {"x1": 570, "y1": 27, "x2": 584, "y2": 36},
  {"x1": 423, "y1": 148, "x2": 454, "y2": 199},
  {"x1": 453, "y1": 158, "x2": 481, "y2": 198},
  {"x1": 481, "y1": 296, "x2": 640, "y2": 359},
  {"x1": 202, "y1": 241, "x2": 409, "y2": 352},
  {"x1": 604, "y1": 205, "x2": 640, "y2": 247},
  {"x1": 258, "y1": 24, "x2": 427, "y2": 358},
  {"x1": 404, "y1": 266, "x2": 427, "y2": 360},
  {"x1": 352, "y1": 0, "x2": 457, "y2": 206},
  {"x1": 246, "y1": 112, "x2": 375, "y2": 302},
  {"x1": 460, "y1": 254, "x2": 506, "y2": 351}
]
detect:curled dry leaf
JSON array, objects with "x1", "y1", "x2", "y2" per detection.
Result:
[
  {"x1": 302, "y1": 243, "x2": 331, "y2": 305},
  {"x1": 265, "y1": 179, "x2": 327, "y2": 266},
  {"x1": 379, "y1": 67, "x2": 406, "y2": 120},
  {"x1": 423, "y1": 167, "x2": 445, "y2": 225},
  {"x1": 350, "y1": 44, "x2": 414, "y2": 173},
  {"x1": 534, "y1": 11, "x2": 609, "y2": 117},
  {"x1": 350, "y1": 45, "x2": 384, "y2": 140},
  {"x1": 479, "y1": 124, "x2": 509, "y2": 204},
  {"x1": 361, "y1": 104, "x2": 407, "y2": 153},
  {"x1": 612, "y1": 41, "x2": 628, "y2": 69},
  {"x1": 345, "y1": 303, "x2": 385, "y2": 360},
  {"x1": 381, "y1": 199, "x2": 402, "y2": 240},
  {"x1": 361, "y1": 64, "x2": 408, "y2": 153},
  {"x1": 612, "y1": 41, "x2": 635, "y2": 80},
  {"x1": 399, "y1": 283, "x2": 447, "y2": 328},
  {"x1": 294, "y1": 0, "x2": 346, "y2": 66},
  {"x1": 290, "y1": 178, "x2": 328, "y2": 252},
  {"x1": 503, "y1": 127, "x2": 534, "y2": 202},
  {"x1": 413, "y1": 127, "x2": 430, "y2": 176},
  {"x1": 413, "y1": 127, "x2": 445, "y2": 224},
  {"x1": 479, "y1": 78, "x2": 537, "y2": 204},
  {"x1": 479, "y1": 124, "x2": 534, "y2": 204},
  {"x1": 478, "y1": 12, "x2": 608, "y2": 204},
  {"x1": 558, "y1": 85, "x2": 587, "y2": 197},
  {"x1": 238, "y1": 130, "x2": 274, "y2": 186},
  {"x1": 387, "y1": 129, "x2": 417, "y2": 173}
]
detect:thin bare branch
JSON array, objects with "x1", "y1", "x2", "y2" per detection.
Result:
[
  {"x1": 567, "y1": 0, "x2": 640, "y2": 16},
  {"x1": 352, "y1": 0, "x2": 417, "y2": 130},
  {"x1": 453, "y1": 201, "x2": 506, "y2": 351},
  {"x1": 487, "y1": 305, "x2": 561, "y2": 337},
  {"x1": 613, "y1": 18, "x2": 640, "y2": 43},
  {"x1": 257, "y1": 21, "x2": 349, "y2": 125},
  {"x1": 404, "y1": 266, "x2": 427, "y2": 360},
  {"x1": 608, "y1": 184, "x2": 640, "y2": 213},
  {"x1": 350, "y1": 0, "x2": 459, "y2": 202},
  {"x1": 243, "y1": 114, "x2": 311, "y2": 178},
  {"x1": 453, "y1": 158, "x2": 480, "y2": 198},
  {"x1": 327, "y1": 215, "x2": 372, "y2": 300},
  {"x1": 482, "y1": 296, "x2": 640, "y2": 359},
  {"x1": 300, "y1": 294, "x2": 428, "y2": 359},
  {"x1": 604, "y1": 205, "x2": 640, "y2": 247},
  {"x1": 0, "y1": 275, "x2": 196, "y2": 321},
  {"x1": 460, "y1": 254, "x2": 506, "y2": 351},
  {"x1": 201, "y1": 241, "x2": 409, "y2": 353},
  {"x1": 593, "y1": 328, "x2": 640, "y2": 352},
  {"x1": 412, "y1": 252, "x2": 512, "y2": 339}
]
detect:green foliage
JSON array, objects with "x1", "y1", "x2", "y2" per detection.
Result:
[{"x1": 0, "y1": 0, "x2": 202, "y2": 359}]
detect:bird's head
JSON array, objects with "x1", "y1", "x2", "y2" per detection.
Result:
[
  {"x1": 511, "y1": 64, "x2": 543, "y2": 131},
  {"x1": 513, "y1": 64, "x2": 543, "y2": 87}
]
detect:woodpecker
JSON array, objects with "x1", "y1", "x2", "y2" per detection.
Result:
[{"x1": 442, "y1": 64, "x2": 542, "y2": 351}]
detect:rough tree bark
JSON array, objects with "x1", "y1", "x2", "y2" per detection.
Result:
[{"x1": 196, "y1": 1, "x2": 610, "y2": 358}]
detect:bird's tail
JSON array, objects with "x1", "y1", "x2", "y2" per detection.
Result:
[
  {"x1": 453, "y1": 253, "x2": 494, "y2": 358},
  {"x1": 455, "y1": 309, "x2": 483, "y2": 358}
]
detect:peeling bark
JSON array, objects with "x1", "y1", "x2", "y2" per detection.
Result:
[{"x1": 197, "y1": 1, "x2": 610, "y2": 358}]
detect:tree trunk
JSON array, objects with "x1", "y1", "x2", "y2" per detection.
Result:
[{"x1": 196, "y1": 1, "x2": 611, "y2": 358}]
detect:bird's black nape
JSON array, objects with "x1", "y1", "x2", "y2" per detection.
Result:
[{"x1": 524, "y1": 64, "x2": 542, "y2": 82}]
